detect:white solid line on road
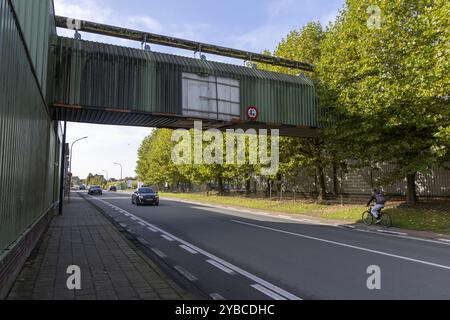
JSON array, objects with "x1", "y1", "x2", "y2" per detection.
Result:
[
  {"x1": 179, "y1": 244, "x2": 198, "y2": 254},
  {"x1": 147, "y1": 226, "x2": 158, "y2": 232},
  {"x1": 161, "y1": 234, "x2": 175, "y2": 242},
  {"x1": 92, "y1": 197, "x2": 301, "y2": 300},
  {"x1": 161, "y1": 197, "x2": 450, "y2": 247},
  {"x1": 138, "y1": 221, "x2": 146, "y2": 226},
  {"x1": 206, "y1": 259, "x2": 236, "y2": 275},
  {"x1": 210, "y1": 293, "x2": 226, "y2": 300},
  {"x1": 174, "y1": 265, "x2": 198, "y2": 281},
  {"x1": 438, "y1": 238, "x2": 450, "y2": 243},
  {"x1": 130, "y1": 217, "x2": 137, "y2": 221},
  {"x1": 233, "y1": 220, "x2": 450, "y2": 271},
  {"x1": 251, "y1": 284, "x2": 287, "y2": 300},
  {"x1": 377, "y1": 230, "x2": 407, "y2": 235},
  {"x1": 151, "y1": 248, "x2": 167, "y2": 258},
  {"x1": 352, "y1": 227, "x2": 450, "y2": 247},
  {"x1": 338, "y1": 225, "x2": 355, "y2": 229}
]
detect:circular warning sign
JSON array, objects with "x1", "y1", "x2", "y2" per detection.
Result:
[{"x1": 246, "y1": 106, "x2": 259, "y2": 121}]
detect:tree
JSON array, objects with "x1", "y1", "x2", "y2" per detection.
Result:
[
  {"x1": 258, "y1": 22, "x2": 338, "y2": 200},
  {"x1": 319, "y1": 0, "x2": 450, "y2": 205}
]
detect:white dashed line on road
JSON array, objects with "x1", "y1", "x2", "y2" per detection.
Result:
[
  {"x1": 210, "y1": 293, "x2": 225, "y2": 300},
  {"x1": 147, "y1": 226, "x2": 158, "y2": 232},
  {"x1": 161, "y1": 234, "x2": 175, "y2": 242},
  {"x1": 174, "y1": 265, "x2": 198, "y2": 281},
  {"x1": 91, "y1": 196, "x2": 301, "y2": 300},
  {"x1": 179, "y1": 244, "x2": 198, "y2": 254},
  {"x1": 151, "y1": 248, "x2": 167, "y2": 258},
  {"x1": 251, "y1": 284, "x2": 287, "y2": 300},
  {"x1": 206, "y1": 259, "x2": 236, "y2": 275}
]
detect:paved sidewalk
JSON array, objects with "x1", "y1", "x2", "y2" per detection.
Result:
[{"x1": 7, "y1": 193, "x2": 191, "y2": 300}]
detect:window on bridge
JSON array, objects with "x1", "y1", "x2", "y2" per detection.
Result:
[{"x1": 182, "y1": 73, "x2": 240, "y2": 122}]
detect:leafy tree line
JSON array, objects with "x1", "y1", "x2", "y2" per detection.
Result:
[{"x1": 136, "y1": 0, "x2": 449, "y2": 205}]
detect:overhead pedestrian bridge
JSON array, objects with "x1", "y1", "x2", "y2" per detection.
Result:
[{"x1": 49, "y1": 18, "x2": 322, "y2": 137}]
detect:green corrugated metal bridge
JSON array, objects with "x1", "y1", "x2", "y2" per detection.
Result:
[{"x1": 50, "y1": 36, "x2": 320, "y2": 137}]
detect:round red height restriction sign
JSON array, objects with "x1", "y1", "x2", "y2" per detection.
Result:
[{"x1": 247, "y1": 106, "x2": 259, "y2": 121}]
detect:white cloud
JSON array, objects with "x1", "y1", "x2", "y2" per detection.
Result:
[
  {"x1": 227, "y1": 25, "x2": 290, "y2": 53},
  {"x1": 67, "y1": 123, "x2": 154, "y2": 179},
  {"x1": 54, "y1": 0, "x2": 112, "y2": 23},
  {"x1": 319, "y1": 9, "x2": 339, "y2": 28},
  {"x1": 126, "y1": 16, "x2": 163, "y2": 33}
]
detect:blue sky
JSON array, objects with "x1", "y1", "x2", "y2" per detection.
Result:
[{"x1": 56, "y1": 0, "x2": 345, "y2": 180}]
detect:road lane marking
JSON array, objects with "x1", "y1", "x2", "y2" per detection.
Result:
[
  {"x1": 377, "y1": 230, "x2": 407, "y2": 235},
  {"x1": 147, "y1": 226, "x2": 158, "y2": 232},
  {"x1": 137, "y1": 237, "x2": 149, "y2": 245},
  {"x1": 161, "y1": 197, "x2": 450, "y2": 247},
  {"x1": 130, "y1": 217, "x2": 137, "y2": 221},
  {"x1": 351, "y1": 227, "x2": 450, "y2": 246},
  {"x1": 251, "y1": 284, "x2": 287, "y2": 300},
  {"x1": 174, "y1": 266, "x2": 198, "y2": 281},
  {"x1": 138, "y1": 221, "x2": 146, "y2": 226},
  {"x1": 206, "y1": 259, "x2": 236, "y2": 275},
  {"x1": 233, "y1": 220, "x2": 450, "y2": 271},
  {"x1": 180, "y1": 244, "x2": 198, "y2": 254},
  {"x1": 91, "y1": 196, "x2": 301, "y2": 300},
  {"x1": 161, "y1": 234, "x2": 175, "y2": 242},
  {"x1": 210, "y1": 293, "x2": 225, "y2": 300},
  {"x1": 151, "y1": 248, "x2": 167, "y2": 258}
]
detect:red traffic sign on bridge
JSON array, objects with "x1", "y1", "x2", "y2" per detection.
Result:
[{"x1": 246, "y1": 106, "x2": 259, "y2": 121}]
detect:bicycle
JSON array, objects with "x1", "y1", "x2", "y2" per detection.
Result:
[{"x1": 362, "y1": 206, "x2": 392, "y2": 228}]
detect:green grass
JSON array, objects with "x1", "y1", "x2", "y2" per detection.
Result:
[
  {"x1": 161, "y1": 192, "x2": 326, "y2": 214},
  {"x1": 161, "y1": 192, "x2": 450, "y2": 235}
]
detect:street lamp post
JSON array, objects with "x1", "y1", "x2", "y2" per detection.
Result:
[
  {"x1": 101, "y1": 169, "x2": 109, "y2": 181},
  {"x1": 113, "y1": 162, "x2": 123, "y2": 189},
  {"x1": 68, "y1": 136, "x2": 88, "y2": 202}
]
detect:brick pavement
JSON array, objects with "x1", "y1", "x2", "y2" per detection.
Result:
[{"x1": 7, "y1": 193, "x2": 192, "y2": 300}]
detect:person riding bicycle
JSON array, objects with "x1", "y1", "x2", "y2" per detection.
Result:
[{"x1": 367, "y1": 189, "x2": 386, "y2": 224}]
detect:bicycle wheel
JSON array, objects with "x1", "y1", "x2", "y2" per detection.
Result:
[
  {"x1": 380, "y1": 213, "x2": 392, "y2": 228},
  {"x1": 362, "y1": 210, "x2": 373, "y2": 226}
]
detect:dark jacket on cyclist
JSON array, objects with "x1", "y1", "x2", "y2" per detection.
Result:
[{"x1": 367, "y1": 190, "x2": 386, "y2": 206}]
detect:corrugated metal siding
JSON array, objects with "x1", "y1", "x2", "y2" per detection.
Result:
[
  {"x1": 51, "y1": 37, "x2": 318, "y2": 128},
  {"x1": 10, "y1": 0, "x2": 56, "y2": 98},
  {"x1": 0, "y1": 0, "x2": 57, "y2": 255}
]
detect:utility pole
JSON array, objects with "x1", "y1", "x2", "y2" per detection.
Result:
[
  {"x1": 68, "y1": 136, "x2": 88, "y2": 203},
  {"x1": 113, "y1": 162, "x2": 123, "y2": 189},
  {"x1": 59, "y1": 122, "x2": 67, "y2": 215}
]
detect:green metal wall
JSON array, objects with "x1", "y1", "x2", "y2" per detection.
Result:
[
  {"x1": 0, "y1": 0, "x2": 58, "y2": 255},
  {"x1": 51, "y1": 37, "x2": 318, "y2": 128},
  {"x1": 10, "y1": 0, "x2": 55, "y2": 98}
]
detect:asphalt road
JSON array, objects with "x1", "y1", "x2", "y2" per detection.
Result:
[{"x1": 83, "y1": 191, "x2": 450, "y2": 300}]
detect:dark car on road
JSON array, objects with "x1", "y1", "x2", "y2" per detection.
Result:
[
  {"x1": 109, "y1": 186, "x2": 117, "y2": 192},
  {"x1": 79, "y1": 184, "x2": 86, "y2": 190},
  {"x1": 132, "y1": 187, "x2": 159, "y2": 206},
  {"x1": 88, "y1": 185, "x2": 103, "y2": 195}
]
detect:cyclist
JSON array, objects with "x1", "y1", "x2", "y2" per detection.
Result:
[{"x1": 367, "y1": 189, "x2": 386, "y2": 224}]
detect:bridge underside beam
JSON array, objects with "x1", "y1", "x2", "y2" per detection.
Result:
[{"x1": 50, "y1": 104, "x2": 320, "y2": 138}]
